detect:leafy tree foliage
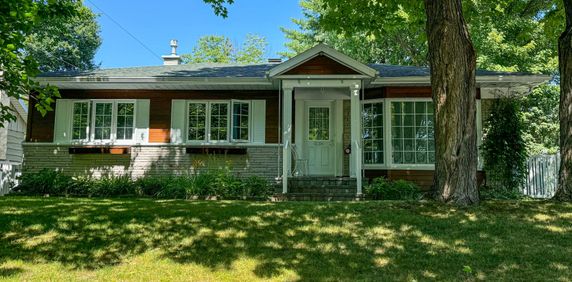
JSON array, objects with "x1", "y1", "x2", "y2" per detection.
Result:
[
  {"x1": 521, "y1": 83, "x2": 560, "y2": 154},
  {"x1": 182, "y1": 34, "x2": 268, "y2": 64},
  {"x1": 23, "y1": 1, "x2": 101, "y2": 72},
  {"x1": 280, "y1": 0, "x2": 426, "y2": 65},
  {"x1": 0, "y1": 0, "x2": 79, "y2": 125},
  {"x1": 284, "y1": 0, "x2": 561, "y2": 74},
  {"x1": 481, "y1": 97, "x2": 528, "y2": 191}
]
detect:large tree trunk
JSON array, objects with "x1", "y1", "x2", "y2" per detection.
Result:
[
  {"x1": 425, "y1": 0, "x2": 479, "y2": 205},
  {"x1": 555, "y1": 0, "x2": 572, "y2": 201}
]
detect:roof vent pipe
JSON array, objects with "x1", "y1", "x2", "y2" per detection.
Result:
[{"x1": 162, "y1": 39, "x2": 182, "y2": 66}]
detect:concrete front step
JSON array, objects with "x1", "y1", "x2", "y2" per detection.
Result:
[{"x1": 273, "y1": 176, "x2": 360, "y2": 201}]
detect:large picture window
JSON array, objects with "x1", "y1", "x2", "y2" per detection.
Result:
[
  {"x1": 391, "y1": 101, "x2": 435, "y2": 164},
  {"x1": 187, "y1": 101, "x2": 250, "y2": 143},
  {"x1": 70, "y1": 100, "x2": 136, "y2": 143},
  {"x1": 363, "y1": 102, "x2": 384, "y2": 164}
]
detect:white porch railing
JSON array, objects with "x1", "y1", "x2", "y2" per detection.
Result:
[
  {"x1": 0, "y1": 161, "x2": 21, "y2": 196},
  {"x1": 523, "y1": 154, "x2": 560, "y2": 198}
]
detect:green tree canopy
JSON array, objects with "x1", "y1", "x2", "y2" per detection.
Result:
[
  {"x1": 23, "y1": 1, "x2": 101, "y2": 72},
  {"x1": 182, "y1": 34, "x2": 268, "y2": 64},
  {"x1": 283, "y1": 0, "x2": 562, "y2": 74},
  {"x1": 1, "y1": 0, "x2": 80, "y2": 125}
]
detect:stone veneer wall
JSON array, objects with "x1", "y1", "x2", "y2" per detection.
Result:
[{"x1": 22, "y1": 144, "x2": 282, "y2": 181}]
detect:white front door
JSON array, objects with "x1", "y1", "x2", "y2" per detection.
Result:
[{"x1": 305, "y1": 101, "x2": 336, "y2": 175}]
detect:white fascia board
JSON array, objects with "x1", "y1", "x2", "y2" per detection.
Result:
[
  {"x1": 34, "y1": 77, "x2": 274, "y2": 90},
  {"x1": 267, "y1": 44, "x2": 378, "y2": 78}
]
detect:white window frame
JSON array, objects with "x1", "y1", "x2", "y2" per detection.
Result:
[
  {"x1": 69, "y1": 99, "x2": 137, "y2": 145},
  {"x1": 186, "y1": 100, "x2": 248, "y2": 144},
  {"x1": 91, "y1": 100, "x2": 115, "y2": 142},
  {"x1": 207, "y1": 101, "x2": 230, "y2": 143},
  {"x1": 187, "y1": 101, "x2": 208, "y2": 142},
  {"x1": 115, "y1": 101, "x2": 137, "y2": 142},
  {"x1": 230, "y1": 100, "x2": 251, "y2": 143},
  {"x1": 362, "y1": 99, "x2": 385, "y2": 165},
  {"x1": 362, "y1": 98, "x2": 435, "y2": 170},
  {"x1": 71, "y1": 100, "x2": 91, "y2": 143}
]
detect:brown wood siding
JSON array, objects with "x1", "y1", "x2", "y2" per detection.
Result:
[
  {"x1": 365, "y1": 169, "x2": 485, "y2": 191},
  {"x1": 27, "y1": 89, "x2": 279, "y2": 143},
  {"x1": 26, "y1": 96, "x2": 56, "y2": 142},
  {"x1": 365, "y1": 87, "x2": 481, "y2": 99},
  {"x1": 284, "y1": 55, "x2": 360, "y2": 75}
]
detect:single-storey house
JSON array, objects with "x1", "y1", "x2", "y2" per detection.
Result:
[{"x1": 25, "y1": 43, "x2": 548, "y2": 196}]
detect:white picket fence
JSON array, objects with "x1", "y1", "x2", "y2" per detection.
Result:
[
  {"x1": 523, "y1": 154, "x2": 560, "y2": 198},
  {"x1": 0, "y1": 162, "x2": 21, "y2": 196}
]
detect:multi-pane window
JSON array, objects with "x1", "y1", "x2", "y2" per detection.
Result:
[
  {"x1": 210, "y1": 103, "x2": 229, "y2": 141},
  {"x1": 116, "y1": 103, "x2": 135, "y2": 140},
  {"x1": 70, "y1": 100, "x2": 135, "y2": 142},
  {"x1": 93, "y1": 102, "x2": 113, "y2": 140},
  {"x1": 187, "y1": 101, "x2": 249, "y2": 143},
  {"x1": 363, "y1": 102, "x2": 384, "y2": 164},
  {"x1": 308, "y1": 107, "x2": 329, "y2": 141},
  {"x1": 72, "y1": 102, "x2": 90, "y2": 140},
  {"x1": 391, "y1": 101, "x2": 435, "y2": 164},
  {"x1": 232, "y1": 102, "x2": 249, "y2": 141},
  {"x1": 188, "y1": 103, "x2": 207, "y2": 141}
]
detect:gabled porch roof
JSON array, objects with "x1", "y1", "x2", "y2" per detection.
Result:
[{"x1": 267, "y1": 44, "x2": 378, "y2": 78}]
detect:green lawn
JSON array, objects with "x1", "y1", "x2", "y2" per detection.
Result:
[{"x1": 0, "y1": 198, "x2": 570, "y2": 281}]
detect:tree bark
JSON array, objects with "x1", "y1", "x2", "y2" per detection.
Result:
[
  {"x1": 425, "y1": 0, "x2": 479, "y2": 205},
  {"x1": 555, "y1": 0, "x2": 572, "y2": 201}
]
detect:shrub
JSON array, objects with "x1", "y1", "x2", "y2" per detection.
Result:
[
  {"x1": 17, "y1": 169, "x2": 73, "y2": 195},
  {"x1": 243, "y1": 176, "x2": 272, "y2": 198},
  {"x1": 135, "y1": 176, "x2": 172, "y2": 197},
  {"x1": 16, "y1": 169, "x2": 274, "y2": 199},
  {"x1": 481, "y1": 97, "x2": 528, "y2": 192},
  {"x1": 88, "y1": 175, "x2": 136, "y2": 197},
  {"x1": 364, "y1": 177, "x2": 420, "y2": 200}
]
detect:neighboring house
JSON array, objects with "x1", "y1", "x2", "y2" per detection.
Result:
[
  {"x1": 0, "y1": 91, "x2": 27, "y2": 164},
  {"x1": 26, "y1": 44, "x2": 549, "y2": 195}
]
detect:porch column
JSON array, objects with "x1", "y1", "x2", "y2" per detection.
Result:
[
  {"x1": 350, "y1": 83, "x2": 363, "y2": 195},
  {"x1": 282, "y1": 87, "x2": 293, "y2": 194}
]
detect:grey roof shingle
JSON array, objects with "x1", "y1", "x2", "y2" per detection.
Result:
[
  {"x1": 38, "y1": 63, "x2": 534, "y2": 78},
  {"x1": 368, "y1": 64, "x2": 532, "y2": 77}
]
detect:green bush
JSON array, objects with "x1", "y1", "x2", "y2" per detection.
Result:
[
  {"x1": 481, "y1": 97, "x2": 528, "y2": 192},
  {"x1": 364, "y1": 177, "x2": 421, "y2": 200},
  {"x1": 135, "y1": 176, "x2": 171, "y2": 197},
  {"x1": 156, "y1": 176, "x2": 191, "y2": 199},
  {"x1": 17, "y1": 169, "x2": 273, "y2": 199},
  {"x1": 243, "y1": 176, "x2": 272, "y2": 198},
  {"x1": 88, "y1": 175, "x2": 136, "y2": 196},
  {"x1": 17, "y1": 169, "x2": 73, "y2": 195}
]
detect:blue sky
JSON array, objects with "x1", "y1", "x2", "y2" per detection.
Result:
[{"x1": 84, "y1": 0, "x2": 303, "y2": 68}]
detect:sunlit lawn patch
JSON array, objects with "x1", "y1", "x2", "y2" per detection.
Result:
[{"x1": 0, "y1": 197, "x2": 571, "y2": 281}]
